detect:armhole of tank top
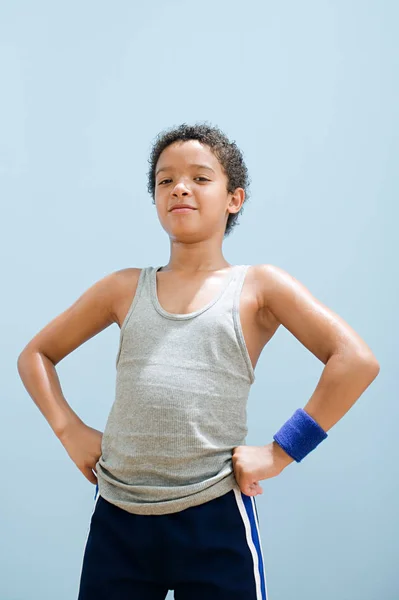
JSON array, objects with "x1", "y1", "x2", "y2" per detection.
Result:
[
  {"x1": 115, "y1": 267, "x2": 147, "y2": 369},
  {"x1": 232, "y1": 265, "x2": 256, "y2": 384}
]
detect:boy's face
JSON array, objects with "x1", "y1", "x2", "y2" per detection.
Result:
[{"x1": 154, "y1": 140, "x2": 244, "y2": 241}]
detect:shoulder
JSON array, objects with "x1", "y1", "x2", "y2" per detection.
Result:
[
  {"x1": 112, "y1": 267, "x2": 143, "y2": 286},
  {"x1": 247, "y1": 263, "x2": 297, "y2": 312},
  {"x1": 248, "y1": 263, "x2": 379, "y2": 366},
  {"x1": 247, "y1": 263, "x2": 317, "y2": 331},
  {"x1": 18, "y1": 267, "x2": 144, "y2": 364},
  {"x1": 109, "y1": 267, "x2": 146, "y2": 327}
]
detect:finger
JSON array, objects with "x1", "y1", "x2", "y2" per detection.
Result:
[
  {"x1": 248, "y1": 482, "x2": 263, "y2": 495},
  {"x1": 249, "y1": 481, "x2": 260, "y2": 490},
  {"x1": 83, "y1": 468, "x2": 98, "y2": 484}
]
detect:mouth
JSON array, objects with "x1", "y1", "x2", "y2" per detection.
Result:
[{"x1": 170, "y1": 207, "x2": 197, "y2": 213}]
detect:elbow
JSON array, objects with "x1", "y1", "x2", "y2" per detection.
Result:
[
  {"x1": 17, "y1": 350, "x2": 29, "y2": 373},
  {"x1": 366, "y1": 360, "x2": 380, "y2": 387},
  {"x1": 17, "y1": 348, "x2": 30, "y2": 365},
  {"x1": 335, "y1": 347, "x2": 381, "y2": 379},
  {"x1": 17, "y1": 351, "x2": 25, "y2": 368},
  {"x1": 368, "y1": 359, "x2": 380, "y2": 378},
  {"x1": 17, "y1": 347, "x2": 37, "y2": 371},
  {"x1": 354, "y1": 351, "x2": 380, "y2": 380}
]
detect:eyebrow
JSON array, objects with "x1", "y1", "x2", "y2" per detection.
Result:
[{"x1": 155, "y1": 164, "x2": 216, "y2": 176}]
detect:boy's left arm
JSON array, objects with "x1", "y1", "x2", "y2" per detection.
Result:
[
  {"x1": 232, "y1": 264, "x2": 380, "y2": 495},
  {"x1": 257, "y1": 263, "x2": 380, "y2": 430}
]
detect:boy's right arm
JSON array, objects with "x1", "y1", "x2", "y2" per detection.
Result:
[{"x1": 16, "y1": 269, "x2": 131, "y2": 483}]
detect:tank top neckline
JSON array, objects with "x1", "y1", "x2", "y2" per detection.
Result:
[{"x1": 150, "y1": 264, "x2": 243, "y2": 321}]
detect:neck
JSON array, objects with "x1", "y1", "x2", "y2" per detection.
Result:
[{"x1": 162, "y1": 240, "x2": 231, "y2": 273}]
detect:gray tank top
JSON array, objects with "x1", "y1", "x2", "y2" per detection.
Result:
[{"x1": 95, "y1": 264, "x2": 256, "y2": 515}]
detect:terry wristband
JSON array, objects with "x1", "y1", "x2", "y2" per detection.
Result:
[{"x1": 273, "y1": 408, "x2": 328, "y2": 462}]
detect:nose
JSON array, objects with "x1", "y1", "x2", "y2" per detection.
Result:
[{"x1": 172, "y1": 182, "x2": 192, "y2": 197}]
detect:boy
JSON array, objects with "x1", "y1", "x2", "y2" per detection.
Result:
[{"x1": 17, "y1": 122, "x2": 380, "y2": 599}]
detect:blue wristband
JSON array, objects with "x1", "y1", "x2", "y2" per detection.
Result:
[{"x1": 273, "y1": 408, "x2": 328, "y2": 462}]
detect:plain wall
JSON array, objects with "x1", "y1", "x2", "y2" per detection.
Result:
[{"x1": 1, "y1": 1, "x2": 397, "y2": 598}]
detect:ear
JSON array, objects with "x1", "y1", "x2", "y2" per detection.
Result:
[{"x1": 227, "y1": 188, "x2": 245, "y2": 214}]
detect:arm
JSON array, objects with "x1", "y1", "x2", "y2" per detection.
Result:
[
  {"x1": 17, "y1": 271, "x2": 120, "y2": 438},
  {"x1": 256, "y1": 264, "x2": 380, "y2": 469},
  {"x1": 16, "y1": 269, "x2": 137, "y2": 483}
]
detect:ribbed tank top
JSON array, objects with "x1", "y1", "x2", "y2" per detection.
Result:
[{"x1": 95, "y1": 264, "x2": 256, "y2": 515}]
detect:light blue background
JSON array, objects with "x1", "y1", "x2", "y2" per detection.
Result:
[{"x1": 2, "y1": 1, "x2": 397, "y2": 599}]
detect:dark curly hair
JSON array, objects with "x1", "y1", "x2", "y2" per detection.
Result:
[{"x1": 146, "y1": 121, "x2": 251, "y2": 237}]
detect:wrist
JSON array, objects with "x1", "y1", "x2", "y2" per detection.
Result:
[
  {"x1": 273, "y1": 408, "x2": 328, "y2": 463},
  {"x1": 271, "y1": 440, "x2": 295, "y2": 469}
]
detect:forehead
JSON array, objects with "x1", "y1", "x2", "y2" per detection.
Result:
[{"x1": 156, "y1": 140, "x2": 219, "y2": 171}]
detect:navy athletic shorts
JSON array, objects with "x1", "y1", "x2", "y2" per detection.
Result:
[{"x1": 77, "y1": 482, "x2": 268, "y2": 599}]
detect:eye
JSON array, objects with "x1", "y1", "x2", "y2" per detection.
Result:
[{"x1": 158, "y1": 177, "x2": 210, "y2": 185}]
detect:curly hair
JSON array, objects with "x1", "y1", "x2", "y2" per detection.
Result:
[{"x1": 146, "y1": 121, "x2": 251, "y2": 237}]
